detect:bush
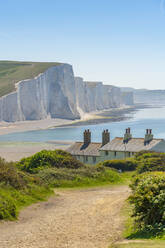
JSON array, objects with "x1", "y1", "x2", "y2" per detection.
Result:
[
  {"x1": 0, "y1": 157, "x2": 28, "y2": 189},
  {"x1": 17, "y1": 150, "x2": 83, "y2": 173},
  {"x1": 99, "y1": 158, "x2": 137, "y2": 171},
  {"x1": 135, "y1": 152, "x2": 165, "y2": 174},
  {"x1": 0, "y1": 190, "x2": 17, "y2": 220},
  {"x1": 0, "y1": 156, "x2": 53, "y2": 221},
  {"x1": 37, "y1": 165, "x2": 122, "y2": 187},
  {"x1": 129, "y1": 172, "x2": 165, "y2": 229}
]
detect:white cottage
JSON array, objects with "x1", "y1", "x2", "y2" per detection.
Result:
[{"x1": 67, "y1": 128, "x2": 165, "y2": 164}]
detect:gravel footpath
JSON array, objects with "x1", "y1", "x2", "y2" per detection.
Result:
[{"x1": 0, "y1": 186, "x2": 130, "y2": 248}]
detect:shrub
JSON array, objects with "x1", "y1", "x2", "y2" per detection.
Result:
[
  {"x1": 99, "y1": 158, "x2": 137, "y2": 171},
  {"x1": 129, "y1": 172, "x2": 165, "y2": 229},
  {"x1": 0, "y1": 190, "x2": 17, "y2": 220},
  {"x1": 37, "y1": 165, "x2": 122, "y2": 187},
  {"x1": 0, "y1": 156, "x2": 53, "y2": 221},
  {"x1": 135, "y1": 152, "x2": 165, "y2": 174},
  {"x1": 0, "y1": 157, "x2": 28, "y2": 189},
  {"x1": 17, "y1": 150, "x2": 83, "y2": 173}
]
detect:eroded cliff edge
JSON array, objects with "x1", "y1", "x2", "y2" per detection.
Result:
[{"x1": 0, "y1": 63, "x2": 134, "y2": 122}]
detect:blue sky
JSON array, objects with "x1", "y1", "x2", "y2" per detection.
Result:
[{"x1": 0, "y1": 0, "x2": 165, "y2": 89}]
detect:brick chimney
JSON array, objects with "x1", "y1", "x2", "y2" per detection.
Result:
[
  {"x1": 102, "y1": 129, "x2": 110, "y2": 146},
  {"x1": 144, "y1": 129, "x2": 153, "y2": 145},
  {"x1": 83, "y1": 129, "x2": 91, "y2": 145},
  {"x1": 123, "y1": 127, "x2": 132, "y2": 143}
]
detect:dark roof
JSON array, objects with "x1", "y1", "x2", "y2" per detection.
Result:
[
  {"x1": 100, "y1": 137, "x2": 163, "y2": 152},
  {"x1": 67, "y1": 142, "x2": 102, "y2": 156}
]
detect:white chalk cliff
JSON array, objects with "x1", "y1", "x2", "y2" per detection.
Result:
[
  {"x1": 0, "y1": 64, "x2": 133, "y2": 122},
  {"x1": 75, "y1": 77, "x2": 123, "y2": 115}
]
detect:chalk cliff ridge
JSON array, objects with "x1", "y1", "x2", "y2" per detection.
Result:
[
  {"x1": 75, "y1": 77, "x2": 124, "y2": 115},
  {"x1": 0, "y1": 64, "x2": 134, "y2": 122}
]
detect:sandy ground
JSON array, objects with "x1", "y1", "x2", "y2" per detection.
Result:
[
  {"x1": 0, "y1": 118, "x2": 75, "y2": 161},
  {"x1": 0, "y1": 106, "x2": 135, "y2": 136},
  {"x1": 0, "y1": 141, "x2": 72, "y2": 162},
  {"x1": 0, "y1": 118, "x2": 74, "y2": 136},
  {"x1": 0, "y1": 185, "x2": 130, "y2": 248}
]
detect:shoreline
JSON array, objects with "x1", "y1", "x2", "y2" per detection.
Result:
[
  {"x1": 56, "y1": 104, "x2": 148, "y2": 127},
  {"x1": 0, "y1": 104, "x2": 152, "y2": 136},
  {"x1": 0, "y1": 104, "x2": 152, "y2": 162},
  {"x1": 0, "y1": 105, "x2": 135, "y2": 136}
]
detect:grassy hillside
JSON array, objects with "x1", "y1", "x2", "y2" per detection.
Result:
[
  {"x1": 0, "y1": 61, "x2": 61, "y2": 97},
  {"x1": 0, "y1": 149, "x2": 130, "y2": 221}
]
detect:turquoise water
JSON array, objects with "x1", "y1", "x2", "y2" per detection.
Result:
[{"x1": 0, "y1": 106, "x2": 165, "y2": 142}]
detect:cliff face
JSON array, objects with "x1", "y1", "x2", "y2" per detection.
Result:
[
  {"x1": 0, "y1": 64, "x2": 79, "y2": 122},
  {"x1": 121, "y1": 92, "x2": 134, "y2": 106},
  {"x1": 75, "y1": 77, "x2": 124, "y2": 115},
  {"x1": 0, "y1": 64, "x2": 134, "y2": 122}
]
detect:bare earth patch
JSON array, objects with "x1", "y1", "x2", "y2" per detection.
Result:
[{"x1": 0, "y1": 186, "x2": 130, "y2": 248}]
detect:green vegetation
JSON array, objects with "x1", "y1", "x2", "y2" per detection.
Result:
[
  {"x1": 99, "y1": 158, "x2": 137, "y2": 171},
  {"x1": 100, "y1": 151, "x2": 165, "y2": 173},
  {"x1": 0, "y1": 61, "x2": 61, "y2": 97},
  {"x1": 135, "y1": 151, "x2": 165, "y2": 174},
  {"x1": 36, "y1": 166, "x2": 129, "y2": 188},
  {"x1": 17, "y1": 149, "x2": 83, "y2": 173},
  {"x1": 116, "y1": 151, "x2": 165, "y2": 248},
  {"x1": 111, "y1": 241, "x2": 165, "y2": 248},
  {"x1": 0, "y1": 149, "x2": 131, "y2": 221},
  {"x1": 0, "y1": 157, "x2": 53, "y2": 220},
  {"x1": 109, "y1": 152, "x2": 165, "y2": 248},
  {"x1": 128, "y1": 172, "x2": 165, "y2": 237},
  {"x1": 2, "y1": 147, "x2": 165, "y2": 248},
  {"x1": 17, "y1": 149, "x2": 130, "y2": 188}
]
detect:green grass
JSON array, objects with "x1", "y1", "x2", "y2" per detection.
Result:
[
  {"x1": 0, "y1": 157, "x2": 53, "y2": 220},
  {"x1": 36, "y1": 166, "x2": 133, "y2": 189},
  {"x1": 0, "y1": 61, "x2": 61, "y2": 97},
  {"x1": 112, "y1": 200, "x2": 165, "y2": 248},
  {"x1": 111, "y1": 241, "x2": 165, "y2": 248},
  {"x1": 122, "y1": 201, "x2": 165, "y2": 240},
  {"x1": 0, "y1": 184, "x2": 53, "y2": 220},
  {"x1": 0, "y1": 148, "x2": 134, "y2": 221}
]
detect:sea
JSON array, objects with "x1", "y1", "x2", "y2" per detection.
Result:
[{"x1": 0, "y1": 106, "x2": 165, "y2": 143}]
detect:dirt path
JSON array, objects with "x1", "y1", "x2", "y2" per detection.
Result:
[{"x1": 0, "y1": 186, "x2": 130, "y2": 248}]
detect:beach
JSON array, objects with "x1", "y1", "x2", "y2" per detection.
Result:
[{"x1": 0, "y1": 105, "x2": 141, "y2": 162}]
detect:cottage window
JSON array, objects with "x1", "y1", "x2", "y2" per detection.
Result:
[
  {"x1": 128, "y1": 152, "x2": 131, "y2": 157},
  {"x1": 105, "y1": 151, "x2": 108, "y2": 156},
  {"x1": 114, "y1": 151, "x2": 117, "y2": 157},
  {"x1": 93, "y1": 156, "x2": 96, "y2": 163}
]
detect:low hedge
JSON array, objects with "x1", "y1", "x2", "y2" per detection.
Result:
[
  {"x1": 135, "y1": 152, "x2": 165, "y2": 174},
  {"x1": 99, "y1": 158, "x2": 137, "y2": 171},
  {"x1": 37, "y1": 165, "x2": 122, "y2": 187}
]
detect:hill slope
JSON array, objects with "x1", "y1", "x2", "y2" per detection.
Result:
[{"x1": 0, "y1": 61, "x2": 61, "y2": 97}]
